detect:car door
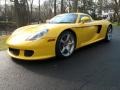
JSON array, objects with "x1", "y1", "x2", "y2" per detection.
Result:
[{"x1": 77, "y1": 15, "x2": 98, "y2": 46}]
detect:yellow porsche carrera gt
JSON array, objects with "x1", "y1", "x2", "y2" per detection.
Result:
[{"x1": 7, "y1": 13, "x2": 112, "y2": 60}]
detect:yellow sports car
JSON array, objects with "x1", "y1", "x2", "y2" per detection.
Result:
[{"x1": 7, "y1": 13, "x2": 112, "y2": 60}]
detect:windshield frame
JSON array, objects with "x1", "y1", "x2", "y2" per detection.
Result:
[{"x1": 49, "y1": 13, "x2": 78, "y2": 24}]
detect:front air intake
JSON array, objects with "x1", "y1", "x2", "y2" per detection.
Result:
[
  {"x1": 24, "y1": 50, "x2": 34, "y2": 57},
  {"x1": 9, "y1": 48, "x2": 20, "y2": 56}
]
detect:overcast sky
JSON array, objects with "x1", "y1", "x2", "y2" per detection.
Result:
[
  {"x1": 33, "y1": 0, "x2": 47, "y2": 5},
  {"x1": 0, "y1": 0, "x2": 47, "y2": 5}
]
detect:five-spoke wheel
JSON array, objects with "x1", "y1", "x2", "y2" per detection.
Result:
[
  {"x1": 56, "y1": 31, "x2": 76, "y2": 58},
  {"x1": 105, "y1": 26, "x2": 112, "y2": 41}
]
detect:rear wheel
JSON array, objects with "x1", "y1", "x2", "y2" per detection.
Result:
[
  {"x1": 56, "y1": 31, "x2": 76, "y2": 58},
  {"x1": 105, "y1": 26, "x2": 112, "y2": 42}
]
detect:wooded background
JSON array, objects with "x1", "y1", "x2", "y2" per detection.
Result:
[{"x1": 0, "y1": 0, "x2": 120, "y2": 28}]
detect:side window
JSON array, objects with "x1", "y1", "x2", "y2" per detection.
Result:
[{"x1": 79, "y1": 15, "x2": 92, "y2": 23}]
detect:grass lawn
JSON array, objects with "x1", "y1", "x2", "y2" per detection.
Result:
[
  {"x1": 112, "y1": 22, "x2": 120, "y2": 26},
  {"x1": 0, "y1": 35, "x2": 9, "y2": 51}
]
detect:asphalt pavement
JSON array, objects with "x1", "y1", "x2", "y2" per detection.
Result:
[{"x1": 0, "y1": 27, "x2": 120, "y2": 90}]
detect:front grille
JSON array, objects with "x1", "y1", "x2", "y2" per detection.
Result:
[
  {"x1": 24, "y1": 50, "x2": 34, "y2": 57},
  {"x1": 9, "y1": 48, "x2": 20, "y2": 56}
]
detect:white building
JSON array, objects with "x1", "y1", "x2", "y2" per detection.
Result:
[{"x1": 101, "y1": 10, "x2": 114, "y2": 19}]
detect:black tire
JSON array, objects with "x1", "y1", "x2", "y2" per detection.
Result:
[
  {"x1": 104, "y1": 26, "x2": 112, "y2": 42},
  {"x1": 56, "y1": 31, "x2": 76, "y2": 58}
]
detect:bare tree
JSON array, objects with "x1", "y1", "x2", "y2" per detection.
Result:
[
  {"x1": 38, "y1": 0, "x2": 41, "y2": 23},
  {"x1": 112, "y1": 0, "x2": 120, "y2": 24},
  {"x1": 61, "y1": 0, "x2": 64, "y2": 13},
  {"x1": 30, "y1": 0, "x2": 33, "y2": 16},
  {"x1": 10, "y1": 0, "x2": 30, "y2": 27},
  {"x1": 29, "y1": 0, "x2": 34, "y2": 22},
  {"x1": 54, "y1": 0, "x2": 57, "y2": 16},
  {"x1": 97, "y1": 0, "x2": 103, "y2": 15},
  {"x1": 5, "y1": 0, "x2": 7, "y2": 22},
  {"x1": 72, "y1": 0, "x2": 78, "y2": 12}
]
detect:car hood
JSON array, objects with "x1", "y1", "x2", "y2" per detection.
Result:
[
  {"x1": 7, "y1": 23, "x2": 74, "y2": 44},
  {"x1": 11, "y1": 23, "x2": 74, "y2": 35}
]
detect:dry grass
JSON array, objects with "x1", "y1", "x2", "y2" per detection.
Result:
[{"x1": 0, "y1": 35, "x2": 9, "y2": 51}]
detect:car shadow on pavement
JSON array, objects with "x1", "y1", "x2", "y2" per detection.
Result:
[{"x1": 12, "y1": 40, "x2": 112, "y2": 82}]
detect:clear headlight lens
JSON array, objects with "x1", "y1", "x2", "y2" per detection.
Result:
[{"x1": 26, "y1": 29, "x2": 48, "y2": 41}]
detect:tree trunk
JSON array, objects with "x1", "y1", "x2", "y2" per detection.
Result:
[
  {"x1": 72, "y1": 0, "x2": 78, "y2": 12},
  {"x1": 54, "y1": 0, "x2": 57, "y2": 16},
  {"x1": 61, "y1": 0, "x2": 63, "y2": 13},
  {"x1": 13, "y1": 0, "x2": 30, "y2": 27},
  {"x1": 30, "y1": 0, "x2": 33, "y2": 22},
  {"x1": 113, "y1": 0, "x2": 120, "y2": 24},
  {"x1": 98, "y1": 0, "x2": 103, "y2": 15},
  {"x1": 5, "y1": 0, "x2": 7, "y2": 22},
  {"x1": 38, "y1": 0, "x2": 41, "y2": 23}
]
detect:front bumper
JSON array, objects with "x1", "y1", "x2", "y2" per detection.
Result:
[{"x1": 7, "y1": 38, "x2": 56, "y2": 60}]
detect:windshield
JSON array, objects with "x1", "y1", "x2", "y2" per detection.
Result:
[{"x1": 49, "y1": 14, "x2": 77, "y2": 24}]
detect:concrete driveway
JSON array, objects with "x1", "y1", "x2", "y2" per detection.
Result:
[{"x1": 0, "y1": 27, "x2": 120, "y2": 90}]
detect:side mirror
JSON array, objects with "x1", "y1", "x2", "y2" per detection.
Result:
[{"x1": 81, "y1": 17, "x2": 91, "y2": 23}]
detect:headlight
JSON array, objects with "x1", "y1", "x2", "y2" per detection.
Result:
[{"x1": 26, "y1": 29, "x2": 49, "y2": 41}]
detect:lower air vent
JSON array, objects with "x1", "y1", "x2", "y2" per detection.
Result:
[
  {"x1": 24, "y1": 50, "x2": 34, "y2": 57},
  {"x1": 9, "y1": 48, "x2": 20, "y2": 56}
]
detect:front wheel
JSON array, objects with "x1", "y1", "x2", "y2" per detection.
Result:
[
  {"x1": 105, "y1": 26, "x2": 112, "y2": 42},
  {"x1": 56, "y1": 31, "x2": 76, "y2": 58}
]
